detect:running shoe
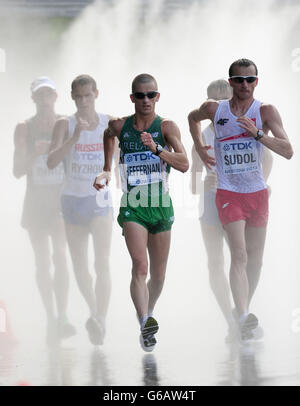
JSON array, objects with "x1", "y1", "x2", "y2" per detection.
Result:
[
  {"x1": 140, "y1": 317, "x2": 159, "y2": 352},
  {"x1": 85, "y1": 317, "x2": 105, "y2": 345},
  {"x1": 251, "y1": 325, "x2": 264, "y2": 341},
  {"x1": 225, "y1": 325, "x2": 239, "y2": 343},
  {"x1": 58, "y1": 320, "x2": 76, "y2": 340},
  {"x1": 240, "y1": 313, "x2": 258, "y2": 341},
  {"x1": 139, "y1": 334, "x2": 157, "y2": 352}
]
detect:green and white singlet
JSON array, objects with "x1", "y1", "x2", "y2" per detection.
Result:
[{"x1": 117, "y1": 115, "x2": 174, "y2": 234}]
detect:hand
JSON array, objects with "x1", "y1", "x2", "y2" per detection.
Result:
[
  {"x1": 236, "y1": 116, "x2": 257, "y2": 137},
  {"x1": 196, "y1": 145, "x2": 216, "y2": 170},
  {"x1": 93, "y1": 171, "x2": 111, "y2": 190},
  {"x1": 73, "y1": 117, "x2": 90, "y2": 142},
  {"x1": 35, "y1": 140, "x2": 50, "y2": 155},
  {"x1": 140, "y1": 131, "x2": 156, "y2": 153}
]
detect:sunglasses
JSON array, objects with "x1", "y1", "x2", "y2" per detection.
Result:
[
  {"x1": 133, "y1": 91, "x2": 159, "y2": 99},
  {"x1": 229, "y1": 76, "x2": 257, "y2": 84}
]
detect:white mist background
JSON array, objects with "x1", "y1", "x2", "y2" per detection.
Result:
[{"x1": 0, "y1": 0, "x2": 300, "y2": 384}]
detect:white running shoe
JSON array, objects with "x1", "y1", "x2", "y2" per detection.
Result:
[
  {"x1": 140, "y1": 317, "x2": 159, "y2": 352},
  {"x1": 240, "y1": 313, "x2": 259, "y2": 341},
  {"x1": 85, "y1": 317, "x2": 105, "y2": 346},
  {"x1": 251, "y1": 325, "x2": 264, "y2": 341}
]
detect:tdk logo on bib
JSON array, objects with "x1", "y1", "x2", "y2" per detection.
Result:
[
  {"x1": 126, "y1": 152, "x2": 156, "y2": 163},
  {"x1": 223, "y1": 142, "x2": 253, "y2": 151}
]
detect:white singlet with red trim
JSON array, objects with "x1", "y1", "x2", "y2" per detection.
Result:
[
  {"x1": 213, "y1": 99, "x2": 266, "y2": 193},
  {"x1": 62, "y1": 113, "x2": 109, "y2": 197}
]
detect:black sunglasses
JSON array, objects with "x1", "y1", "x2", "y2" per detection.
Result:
[
  {"x1": 229, "y1": 76, "x2": 257, "y2": 84},
  {"x1": 133, "y1": 91, "x2": 159, "y2": 99}
]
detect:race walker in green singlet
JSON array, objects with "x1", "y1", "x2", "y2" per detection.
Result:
[
  {"x1": 118, "y1": 114, "x2": 174, "y2": 234},
  {"x1": 93, "y1": 73, "x2": 189, "y2": 353}
]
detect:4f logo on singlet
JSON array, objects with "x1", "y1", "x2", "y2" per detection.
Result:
[{"x1": 217, "y1": 118, "x2": 229, "y2": 126}]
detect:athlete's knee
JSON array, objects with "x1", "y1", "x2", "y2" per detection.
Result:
[
  {"x1": 132, "y1": 258, "x2": 148, "y2": 278},
  {"x1": 94, "y1": 256, "x2": 110, "y2": 275},
  {"x1": 52, "y1": 249, "x2": 67, "y2": 271},
  {"x1": 72, "y1": 261, "x2": 90, "y2": 283},
  {"x1": 231, "y1": 247, "x2": 247, "y2": 268}
]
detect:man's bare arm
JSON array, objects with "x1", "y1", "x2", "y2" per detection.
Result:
[
  {"x1": 190, "y1": 145, "x2": 204, "y2": 195},
  {"x1": 237, "y1": 104, "x2": 293, "y2": 160},
  {"x1": 113, "y1": 132, "x2": 121, "y2": 188},
  {"x1": 161, "y1": 120, "x2": 189, "y2": 172},
  {"x1": 188, "y1": 100, "x2": 218, "y2": 169},
  {"x1": 262, "y1": 147, "x2": 273, "y2": 182},
  {"x1": 93, "y1": 118, "x2": 124, "y2": 190},
  {"x1": 47, "y1": 116, "x2": 92, "y2": 169},
  {"x1": 13, "y1": 122, "x2": 35, "y2": 178},
  {"x1": 141, "y1": 119, "x2": 189, "y2": 173},
  {"x1": 47, "y1": 118, "x2": 70, "y2": 169}
]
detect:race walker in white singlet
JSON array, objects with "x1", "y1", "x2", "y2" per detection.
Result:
[
  {"x1": 214, "y1": 99, "x2": 266, "y2": 194},
  {"x1": 61, "y1": 113, "x2": 112, "y2": 225}
]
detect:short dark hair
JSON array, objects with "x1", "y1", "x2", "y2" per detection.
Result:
[
  {"x1": 131, "y1": 73, "x2": 158, "y2": 93},
  {"x1": 71, "y1": 74, "x2": 97, "y2": 92},
  {"x1": 229, "y1": 58, "x2": 258, "y2": 77}
]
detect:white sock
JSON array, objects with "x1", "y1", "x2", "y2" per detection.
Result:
[
  {"x1": 140, "y1": 315, "x2": 148, "y2": 329},
  {"x1": 239, "y1": 312, "x2": 248, "y2": 325}
]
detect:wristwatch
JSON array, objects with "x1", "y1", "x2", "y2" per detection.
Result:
[
  {"x1": 155, "y1": 143, "x2": 163, "y2": 156},
  {"x1": 255, "y1": 130, "x2": 264, "y2": 141}
]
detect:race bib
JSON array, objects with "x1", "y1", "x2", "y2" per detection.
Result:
[
  {"x1": 124, "y1": 151, "x2": 162, "y2": 186},
  {"x1": 32, "y1": 154, "x2": 64, "y2": 185},
  {"x1": 70, "y1": 145, "x2": 104, "y2": 182},
  {"x1": 221, "y1": 140, "x2": 259, "y2": 175}
]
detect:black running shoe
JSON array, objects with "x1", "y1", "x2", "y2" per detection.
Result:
[{"x1": 241, "y1": 313, "x2": 259, "y2": 341}]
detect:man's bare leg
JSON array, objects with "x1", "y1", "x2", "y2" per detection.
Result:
[
  {"x1": 201, "y1": 223, "x2": 234, "y2": 329},
  {"x1": 123, "y1": 222, "x2": 149, "y2": 321},
  {"x1": 28, "y1": 228, "x2": 56, "y2": 343},
  {"x1": 90, "y1": 213, "x2": 113, "y2": 324},
  {"x1": 64, "y1": 223, "x2": 97, "y2": 317},
  {"x1": 50, "y1": 218, "x2": 75, "y2": 338},
  {"x1": 224, "y1": 220, "x2": 249, "y2": 318},
  {"x1": 147, "y1": 230, "x2": 171, "y2": 316},
  {"x1": 245, "y1": 226, "x2": 267, "y2": 306},
  {"x1": 50, "y1": 219, "x2": 69, "y2": 319}
]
